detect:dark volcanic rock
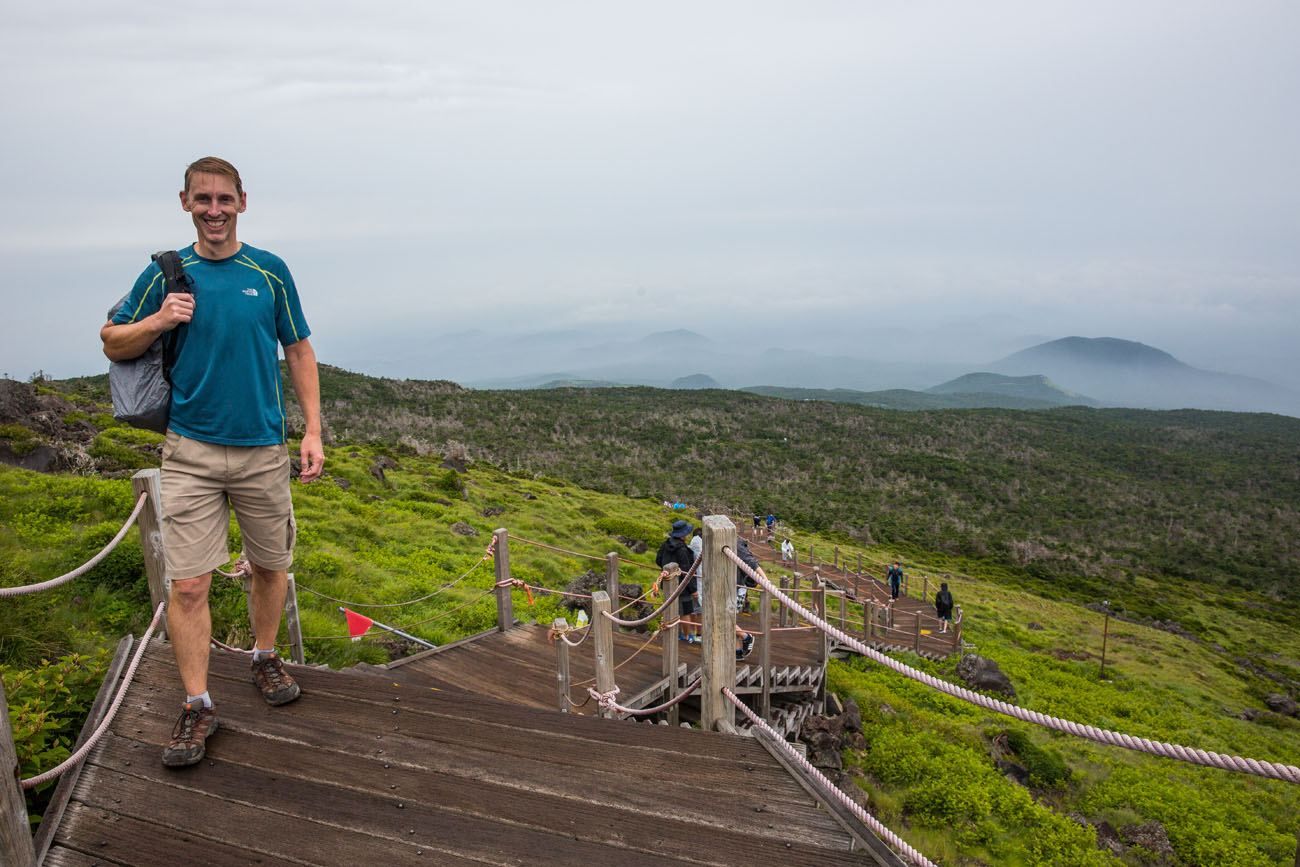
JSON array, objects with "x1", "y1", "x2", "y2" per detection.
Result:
[
  {"x1": 957, "y1": 654, "x2": 1017, "y2": 698},
  {"x1": 1121, "y1": 821, "x2": 1174, "y2": 863},
  {"x1": 1094, "y1": 821, "x2": 1126, "y2": 857},
  {"x1": 562, "y1": 570, "x2": 652, "y2": 628},
  {"x1": 617, "y1": 535, "x2": 648, "y2": 554},
  {"x1": 450, "y1": 521, "x2": 479, "y2": 537},
  {"x1": 0, "y1": 442, "x2": 59, "y2": 472},
  {"x1": 1264, "y1": 693, "x2": 1297, "y2": 717}
]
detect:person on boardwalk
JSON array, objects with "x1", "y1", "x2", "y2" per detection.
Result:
[
  {"x1": 100, "y1": 156, "x2": 323, "y2": 767},
  {"x1": 765, "y1": 513, "x2": 776, "y2": 540},
  {"x1": 657, "y1": 519, "x2": 700, "y2": 644},
  {"x1": 934, "y1": 582, "x2": 954, "y2": 633},
  {"x1": 780, "y1": 537, "x2": 794, "y2": 564},
  {"x1": 887, "y1": 561, "x2": 903, "y2": 600}
]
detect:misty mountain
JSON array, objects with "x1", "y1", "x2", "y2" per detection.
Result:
[
  {"x1": 928, "y1": 373, "x2": 1099, "y2": 407},
  {"x1": 671, "y1": 373, "x2": 722, "y2": 389},
  {"x1": 990, "y1": 337, "x2": 1300, "y2": 415},
  {"x1": 742, "y1": 385, "x2": 1067, "y2": 411}
]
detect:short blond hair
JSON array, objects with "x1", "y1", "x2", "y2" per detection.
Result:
[{"x1": 184, "y1": 156, "x2": 243, "y2": 197}]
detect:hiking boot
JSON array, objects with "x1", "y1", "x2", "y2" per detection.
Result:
[
  {"x1": 251, "y1": 653, "x2": 301, "y2": 706},
  {"x1": 162, "y1": 702, "x2": 218, "y2": 767}
]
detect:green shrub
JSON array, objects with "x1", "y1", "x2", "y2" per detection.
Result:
[
  {"x1": 1004, "y1": 727, "x2": 1072, "y2": 788},
  {"x1": 594, "y1": 516, "x2": 662, "y2": 546},
  {"x1": 0, "y1": 423, "x2": 41, "y2": 456}
]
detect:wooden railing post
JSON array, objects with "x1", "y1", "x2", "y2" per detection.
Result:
[
  {"x1": 953, "y1": 606, "x2": 963, "y2": 652},
  {"x1": 856, "y1": 552, "x2": 862, "y2": 573},
  {"x1": 605, "y1": 552, "x2": 619, "y2": 610},
  {"x1": 779, "y1": 576, "x2": 790, "y2": 628},
  {"x1": 592, "y1": 591, "x2": 615, "y2": 719},
  {"x1": 833, "y1": 546, "x2": 839, "y2": 569},
  {"x1": 922, "y1": 576, "x2": 929, "y2": 605},
  {"x1": 792, "y1": 573, "x2": 802, "y2": 626},
  {"x1": 553, "y1": 617, "x2": 571, "y2": 713},
  {"x1": 131, "y1": 468, "x2": 168, "y2": 640},
  {"x1": 660, "y1": 572, "x2": 680, "y2": 726},
  {"x1": 809, "y1": 545, "x2": 815, "y2": 568},
  {"x1": 284, "y1": 573, "x2": 304, "y2": 664},
  {"x1": 493, "y1": 528, "x2": 512, "y2": 632},
  {"x1": 759, "y1": 587, "x2": 771, "y2": 724},
  {"x1": 913, "y1": 611, "x2": 923, "y2": 654},
  {"x1": 814, "y1": 578, "x2": 828, "y2": 713},
  {"x1": 0, "y1": 677, "x2": 35, "y2": 867},
  {"x1": 700, "y1": 516, "x2": 737, "y2": 733}
]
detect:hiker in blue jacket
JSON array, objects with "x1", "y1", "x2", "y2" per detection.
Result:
[{"x1": 888, "y1": 561, "x2": 903, "y2": 600}]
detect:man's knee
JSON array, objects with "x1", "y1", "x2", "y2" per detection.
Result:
[{"x1": 170, "y1": 574, "x2": 213, "y2": 611}]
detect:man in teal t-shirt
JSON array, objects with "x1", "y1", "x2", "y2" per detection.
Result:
[{"x1": 100, "y1": 156, "x2": 324, "y2": 768}]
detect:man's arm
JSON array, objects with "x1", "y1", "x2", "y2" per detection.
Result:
[
  {"x1": 283, "y1": 337, "x2": 324, "y2": 482},
  {"x1": 99, "y1": 294, "x2": 195, "y2": 361}
]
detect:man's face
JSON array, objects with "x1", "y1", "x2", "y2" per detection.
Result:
[{"x1": 181, "y1": 172, "x2": 246, "y2": 254}]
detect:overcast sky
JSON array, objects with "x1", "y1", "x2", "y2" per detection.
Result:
[{"x1": 2, "y1": 1, "x2": 1298, "y2": 387}]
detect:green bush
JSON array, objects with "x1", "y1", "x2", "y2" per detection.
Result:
[
  {"x1": 594, "y1": 516, "x2": 662, "y2": 546},
  {"x1": 0, "y1": 423, "x2": 41, "y2": 456}
]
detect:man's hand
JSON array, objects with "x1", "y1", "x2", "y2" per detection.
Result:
[
  {"x1": 156, "y1": 293, "x2": 195, "y2": 330},
  {"x1": 298, "y1": 432, "x2": 324, "y2": 483}
]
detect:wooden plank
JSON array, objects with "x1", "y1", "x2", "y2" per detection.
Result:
[
  {"x1": 33, "y1": 635, "x2": 136, "y2": 864},
  {"x1": 39, "y1": 842, "x2": 125, "y2": 866},
  {"x1": 130, "y1": 469, "x2": 167, "y2": 640},
  {"x1": 0, "y1": 672, "x2": 34, "y2": 867}
]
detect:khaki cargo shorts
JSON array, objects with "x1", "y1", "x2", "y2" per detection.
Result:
[{"x1": 160, "y1": 431, "x2": 297, "y2": 581}]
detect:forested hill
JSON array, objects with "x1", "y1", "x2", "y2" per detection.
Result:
[
  {"x1": 300, "y1": 367, "x2": 1300, "y2": 609},
  {"x1": 22, "y1": 367, "x2": 1300, "y2": 612}
]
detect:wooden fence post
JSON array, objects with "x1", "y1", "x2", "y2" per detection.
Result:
[
  {"x1": 913, "y1": 611, "x2": 922, "y2": 654},
  {"x1": 131, "y1": 468, "x2": 168, "y2": 640},
  {"x1": 856, "y1": 552, "x2": 862, "y2": 573},
  {"x1": 922, "y1": 576, "x2": 929, "y2": 605},
  {"x1": 809, "y1": 545, "x2": 815, "y2": 568},
  {"x1": 660, "y1": 572, "x2": 680, "y2": 726},
  {"x1": 779, "y1": 576, "x2": 789, "y2": 628},
  {"x1": 605, "y1": 552, "x2": 619, "y2": 610},
  {"x1": 493, "y1": 528, "x2": 513, "y2": 632},
  {"x1": 833, "y1": 546, "x2": 839, "y2": 569},
  {"x1": 759, "y1": 587, "x2": 771, "y2": 724},
  {"x1": 814, "y1": 578, "x2": 828, "y2": 714},
  {"x1": 0, "y1": 676, "x2": 34, "y2": 867},
  {"x1": 592, "y1": 591, "x2": 615, "y2": 719},
  {"x1": 553, "y1": 617, "x2": 571, "y2": 713},
  {"x1": 953, "y1": 607, "x2": 963, "y2": 653},
  {"x1": 700, "y1": 516, "x2": 737, "y2": 733},
  {"x1": 284, "y1": 573, "x2": 304, "y2": 665}
]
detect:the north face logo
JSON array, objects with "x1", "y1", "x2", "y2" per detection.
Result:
[{"x1": 243, "y1": 288, "x2": 259, "y2": 297}]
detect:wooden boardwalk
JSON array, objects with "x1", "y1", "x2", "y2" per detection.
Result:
[
  {"x1": 36, "y1": 643, "x2": 893, "y2": 866},
  {"x1": 393, "y1": 619, "x2": 827, "y2": 716},
  {"x1": 740, "y1": 528, "x2": 961, "y2": 659}
]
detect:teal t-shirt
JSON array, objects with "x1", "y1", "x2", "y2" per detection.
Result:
[{"x1": 112, "y1": 244, "x2": 311, "y2": 446}]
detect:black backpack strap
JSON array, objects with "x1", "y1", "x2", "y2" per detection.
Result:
[{"x1": 150, "y1": 251, "x2": 193, "y2": 385}]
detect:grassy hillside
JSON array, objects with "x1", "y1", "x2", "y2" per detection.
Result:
[{"x1": 2, "y1": 448, "x2": 1298, "y2": 863}]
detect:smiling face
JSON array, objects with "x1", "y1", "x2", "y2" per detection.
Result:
[{"x1": 181, "y1": 171, "x2": 246, "y2": 259}]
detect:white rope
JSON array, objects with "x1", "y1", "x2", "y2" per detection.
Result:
[
  {"x1": 21, "y1": 602, "x2": 166, "y2": 790},
  {"x1": 725, "y1": 548, "x2": 1300, "y2": 785},
  {"x1": 0, "y1": 493, "x2": 148, "y2": 597},
  {"x1": 725, "y1": 688, "x2": 937, "y2": 867}
]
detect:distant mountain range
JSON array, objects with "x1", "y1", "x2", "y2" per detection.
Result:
[
  {"x1": 989, "y1": 337, "x2": 1300, "y2": 415},
  {"x1": 374, "y1": 327, "x2": 1299, "y2": 417}
]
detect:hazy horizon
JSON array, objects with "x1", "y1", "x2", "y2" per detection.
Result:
[{"x1": 2, "y1": 2, "x2": 1298, "y2": 393}]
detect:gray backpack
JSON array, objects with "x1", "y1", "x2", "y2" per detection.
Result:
[{"x1": 107, "y1": 251, "x2": 192, "y2": 433}]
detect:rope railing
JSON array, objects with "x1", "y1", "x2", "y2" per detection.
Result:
[
  {"x1": 21, "y1": 602, "x2": 166, "y2": 790},
  {"x1": 510, "y1": 533, "x2": 661, "y2": 573},
  {"x1": 602, "y1": 559, "x2": 700, "y2": 627},
  {"x1": 725, "y1": 547, "x2": 1300, "y2": 785},
  {"x1": 724, "y1": 687, "x2": 937, "y2": 867},
  {"x1": 0, "y1": 493, "x2": 148, "y2": 598},
  {"x1": 589, "y1": 676, "x2": 702, "y2": 717},
  {"x1": 295, "y1": 552, "x2": 491, "y2": 609}
]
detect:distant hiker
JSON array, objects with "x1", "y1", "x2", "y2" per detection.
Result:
[
  {"x1": 935, "y1": 582, "x2": 954, "y2": 633},
  {"x1": 765, "y1": 513, "x2": 776, "y2": 540},
  {"x1": 734, "y1": 537, "x2": 761, "y2": 613},
  {"x1": 752, "y1": 513, "x2": 762, "y2": 538},
  {"x1": 101, "y1": 156, "x2": 322, "y2": 768},
  {"x1": 657, "y1": 519, "x2": 700, "y2": 644},
  {"x1": 780, "y1": 538, "x2": 794, "y2": 563},
  {"x1": 887, "y1": 561, "x2": 903, "y2": 600}
]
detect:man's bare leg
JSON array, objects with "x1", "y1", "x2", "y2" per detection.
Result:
[
  {"x1": 168, "y1": 573, "x2": 214, "y2": 698},
  {"x1": 248, "y1": 562, "x2": 288, "y2": 651}
]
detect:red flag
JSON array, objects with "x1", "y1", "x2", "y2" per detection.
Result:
[{"x1": 344, "y1": 608, "x2": 374, "y2": 639}]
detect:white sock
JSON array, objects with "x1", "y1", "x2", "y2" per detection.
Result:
[
  {"x1": 252, "y1": 648, "x2": 276, "y2": 663},
  {"x1": 186, "y1": 691, "x2": 212, "y2": 709}
]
